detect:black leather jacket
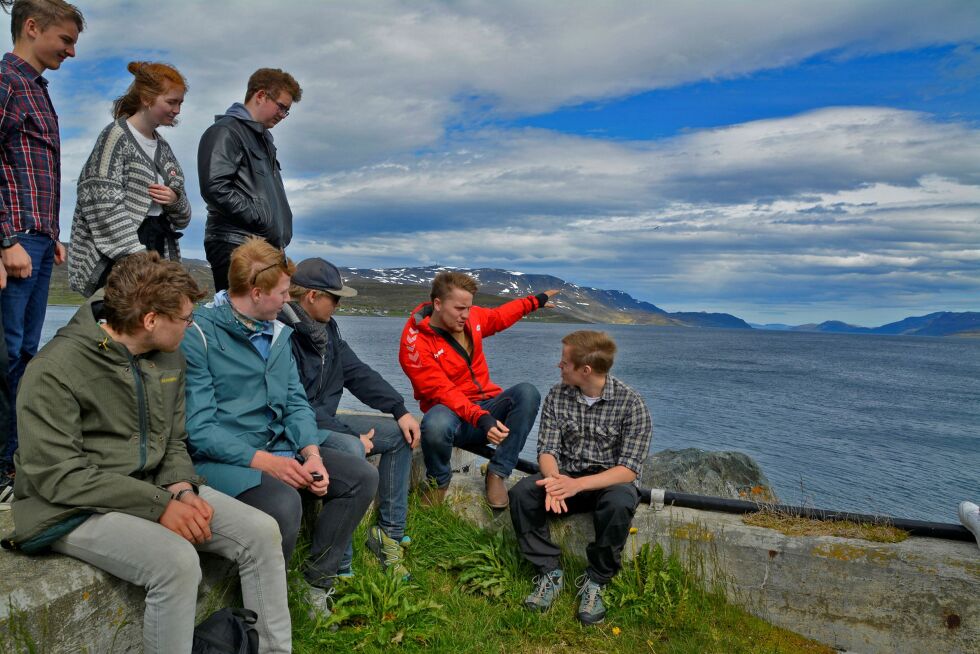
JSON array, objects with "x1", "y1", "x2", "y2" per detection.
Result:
[{"x1": 198, "y1": 114, "x2": 293, "y2": 248}]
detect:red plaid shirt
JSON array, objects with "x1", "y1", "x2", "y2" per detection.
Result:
[{"x1": 0, "y1": 53, "x2": 61, "y2": 240}]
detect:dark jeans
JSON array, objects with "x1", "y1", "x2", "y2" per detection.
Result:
[
  {"x1": 509, "y1": 472, "x2": 640, "y2": 585},
  {"x1": 420, "y1": 382, "x2": 540, "y2": 487},
  {"x1": 235, "y1": 447, "x2": 378, "y2": 588},
  {"x1": 0, "y1": 301, "x2": 9, "y2": 477},
  {"x1": 204, "y1": 240, "x2": 238, "y2": 292},
  {"x1": 1, "y1": 233, "x2": 54, "y2": 468}
]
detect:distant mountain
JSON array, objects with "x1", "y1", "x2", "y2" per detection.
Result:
[{"x1": 779, "y1": 312, "x2": 980, "y2": 337}]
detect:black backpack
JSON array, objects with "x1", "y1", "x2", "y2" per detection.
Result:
[{"x1": 191, "y1": 607, "x2": 259, "y2": 654}]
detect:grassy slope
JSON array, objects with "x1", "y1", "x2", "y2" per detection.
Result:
[{"x1": 288, "y1": 496, "x2": 832, "y2": 654}]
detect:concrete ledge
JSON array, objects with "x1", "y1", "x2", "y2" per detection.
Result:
[
  {"x1": 441, "y1": 466, "x2": 979, "y2": 654},
  {"x1": 0, "y1": 511, "x2": 238, "y2": 652}
]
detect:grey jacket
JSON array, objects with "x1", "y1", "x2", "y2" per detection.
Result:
[{"x1": 197, "y1": 103, "x2": 293, "y2": 248}]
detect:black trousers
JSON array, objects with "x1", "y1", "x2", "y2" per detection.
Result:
[
  {"x1": 236, "y1": 447, "x2": 378, "y2": 588},
  {"x1": 508, "y1": 472, "x2": 640, "y2": 585},
  {"x1": 204, "y1": 240, "x2": 239, "y2": 292}
]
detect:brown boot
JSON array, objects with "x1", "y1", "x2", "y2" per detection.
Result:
[
  {"x1": 485, "y1": 472, "x2": 509, "y2": 509},
  {"x1": 421, "y1": 484, "x2": 448, "y2": 507}
]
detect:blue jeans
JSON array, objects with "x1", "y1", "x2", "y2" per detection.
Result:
[
  {"x1": 1, "y1": 232, "x2": 54, "y2": 467},
  {"x1": 421, "y1": 382, "x2": 541, "y2": 487},
  {"x1": 322, "y1": 415, "x2": 412, "y2": 569}
]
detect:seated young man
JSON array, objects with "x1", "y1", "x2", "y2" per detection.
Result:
[
  {"x1": 509, "y1": 330, "x2": 653, "y2": 626},
  {"x1": 399, "y1": 271, "x2": 557, "y2": 508},
  {"x1": 279, "y1": 257, "x2": 418, "y2": 578},
  {"x1": 1, "y1": 252, "x2": 292, "y2": 653},
  {"x1": 181, "y1": 238, "x2": 378, "y2": 617}
]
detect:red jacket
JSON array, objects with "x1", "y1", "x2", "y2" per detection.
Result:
[{"x1": 399, "y1": 295, "x2": 544, "y2": 428}]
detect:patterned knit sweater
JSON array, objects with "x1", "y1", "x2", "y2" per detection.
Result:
[{"x1": 69, "y1": 117, "x2": 191, "y2": 296}]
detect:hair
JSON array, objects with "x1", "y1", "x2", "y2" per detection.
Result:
[
  {"x1": 430, "y1": 271, "x2": 478, "y2": 302},
  {"x1": 561, "y1": 330, "x2": 617, "y2": 374},
  {"x1": 2, "y1": 0, "x2": 84, "y2": 44},
  {"x1": 244, "y1": 68, "x2": 302, "y2": 104},
  {"x1": 288, "y1": 283, "x2": 331, "y2": 300},
  {"x1": 227, "y1": 237, "x2": 296, "y2": 295},
  {"x1": 102, "y1": 252, "x2": 205, "y2": 335},
  {"x1": 112, "y1": 61, "x2": 187, "y2": 120}
]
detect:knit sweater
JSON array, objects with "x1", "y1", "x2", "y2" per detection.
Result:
[{"x1": 69, "y1": 118, "x2": 191, "y2": 296}]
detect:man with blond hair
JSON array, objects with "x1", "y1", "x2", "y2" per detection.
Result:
[
  {"x1": 509, "y1": 330, "x2": 652, "y2": 626},
  {"x1": 399, "y1": 270, "x2": 558, "y2": 508},
  {"x1": 0, "y1": 0, "x2": 84, "y2": 483},
  {"x1": 1, "y1": 252, "x2": 292, "y2": 653},
  {"x1": 181, "y1": 238, "x2": 377, "y2": 618},
  {"x1": 198, "y1": 68, "x2": 302, "y2": 290}
]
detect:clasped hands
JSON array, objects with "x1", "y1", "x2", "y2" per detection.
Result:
[{"x1": 536, "y1": 474, "x2": 582, "y2": 514}]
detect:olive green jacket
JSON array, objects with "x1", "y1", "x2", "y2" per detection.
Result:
[{"x1": 2, "y1": 294, "x2": 203, "y2": 551}]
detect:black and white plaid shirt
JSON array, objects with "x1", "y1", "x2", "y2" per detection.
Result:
[{"x1": 537, "y1": 375, "x2": 653, "y2": 475}]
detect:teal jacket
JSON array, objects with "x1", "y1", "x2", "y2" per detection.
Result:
[{"x1": 181, "y1": 296, "x2": 323, "y2": 497}]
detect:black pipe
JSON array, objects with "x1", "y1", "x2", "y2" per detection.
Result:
[{"x1": 461, "y1": 444, "x2": 975, "y2": 543}]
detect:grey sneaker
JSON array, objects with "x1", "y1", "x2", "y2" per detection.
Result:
[
  {"x1": 959, "y1": 501, "x2": 980, "y2": 551},
  {"x1": 366, "y1": 525, "x2": 410, "y2": 580},
  {"x1": 524, "y1": 568, "x2": 563, "y2": 611},
  {"x1": 306, "y1": 583, "x2": 335, "y2": 621},
  {"x1": 575, "y1": 574, "x2": 606, "y2": 625}
]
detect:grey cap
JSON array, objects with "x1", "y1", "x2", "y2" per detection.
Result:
[{"x1": 291, "y1": 258, "x2": 358, "y2": 297}]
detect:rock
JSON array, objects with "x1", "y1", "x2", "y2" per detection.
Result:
[{"x1": 639, "y1": 448, "x2": 778, "y2": 502}]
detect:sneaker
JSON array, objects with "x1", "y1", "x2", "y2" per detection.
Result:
[
  {"x1": 366, "y1": 525, "x2": 410, "y2": 580},
  {"x1": 575, "y1": 575, "x2": 606, "y2": 625},
  {"x1": 336, "y1": 566, "x2": 355, "y2": 579},
  {"x1": 524, "y1": 568, "x2": 563, "y2": 611},
  {"x1": 0, "y1": 484, "x2": 12, "y2": 511},
  {"x1": 959, "y1": 501, "x2": 980, "y2": 551},
  {"x1": 305, "y1": 583, "x2": 335, "y2": 621}
]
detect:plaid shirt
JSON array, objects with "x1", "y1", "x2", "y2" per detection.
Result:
[
  {"x1": 537, "y1": 375, "x2": 653, "y2": 475},
  {"x1": 0, "y1": 53, "x2": 61, "y2": 239}
]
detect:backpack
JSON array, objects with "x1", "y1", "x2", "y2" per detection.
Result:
[{"x1": 191, "y1": 607, "x2": 259, "y2": 654}]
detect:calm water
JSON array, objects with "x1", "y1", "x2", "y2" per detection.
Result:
[{"x1": 42, "y1": 306, "x2": 979, "y2": 523}]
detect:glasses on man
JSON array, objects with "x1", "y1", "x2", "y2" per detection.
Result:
[
  {"x1": 173, "y1": 313, "x2": 194, "y2": 326},
  {"x1": 272, "y1": 97, "x2": 290, "y2": 117},
  {"x1": 250, "y1": 252, "x2": 288, "y2": 286}
]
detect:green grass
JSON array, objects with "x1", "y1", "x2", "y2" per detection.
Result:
[{"x1": 288, "y1": 495, "x2": 833, "y2": 654}]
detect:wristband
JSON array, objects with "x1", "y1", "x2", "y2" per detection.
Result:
[{"x1": 174, "y1": 488, "x2": 195, "y2": 502}]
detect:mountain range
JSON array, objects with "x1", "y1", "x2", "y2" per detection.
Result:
[{"x1": 47, "y1": 257, "x2": 975, "y2": 336}]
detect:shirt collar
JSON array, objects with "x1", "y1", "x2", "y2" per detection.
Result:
[{"x1": 3, "y1": 52, "x2": 48, "y2": 86}]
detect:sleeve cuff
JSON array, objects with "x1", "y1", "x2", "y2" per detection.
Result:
[
  {"x1": 476, "y1": 413, "x2": 497, "y2": 435},
  {"x1": 391, "y1": 404, "x2": 409, "y2": 420},
  {"x1": 534, "y1": 293, "x2": 549, "y2": 309}
]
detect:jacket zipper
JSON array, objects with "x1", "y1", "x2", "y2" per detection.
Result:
[
  {"x1": 431, "y1": 325, "x2": 488, "y2": 400},
  {"x1": 128, "y1": 354, "x2": 149, "y2": 470}
]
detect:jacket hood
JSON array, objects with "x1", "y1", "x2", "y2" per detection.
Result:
[
  {"x1": 408, "y1": 301, "x2": 434, "y2": 331},
  {"x1": 56, "y1": 292, "x2": 135, "y2": 364},
  {"x1": 217, "y1": 102, "x2": 274, "y2": 142}
]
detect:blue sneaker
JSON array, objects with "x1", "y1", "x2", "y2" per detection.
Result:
[
  {"x1": 524, "y1": 568, "x2": 563, "y2": 611},
  {"x1": 575, "y1": 575, "x2": 606, "y2": 625}
]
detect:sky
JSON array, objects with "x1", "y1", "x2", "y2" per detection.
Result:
[{"x1": 9, "y1": 0, "x2": 980, "y2": 325}]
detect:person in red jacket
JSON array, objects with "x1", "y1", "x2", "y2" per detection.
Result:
[{"x1": 399, "y1": 271, "x2": 558, "y2": 508}]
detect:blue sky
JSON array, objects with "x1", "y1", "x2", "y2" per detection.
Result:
[{"x1": 10, "y1": 1, "x2": 980, "y2": 325}]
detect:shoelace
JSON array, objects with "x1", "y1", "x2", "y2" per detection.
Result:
[
  {"x1": 575, "y1": 575, "x2": 602, "y2": 612},
  {"x1": 530, "y1": 574, "x2": 555, "y2": 601}
]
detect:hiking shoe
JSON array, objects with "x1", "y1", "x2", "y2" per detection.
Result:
[
  {"x1": 485, "y1": 472, "x2": 509, "y2": 509},
  {"x1": 575, "y1": 575, "x2": 607, "y2": 625},
  {"x1": 0, "y1": 484, "x2": 12, "y2": 511},
  {"x1": 366, "y1": 525, "x2": 410, "y2": 580},
  {"x1": 959, "y1": 501, "x2": 980, "y2": 551},
  {"x1": 336, "y1": 566, "x2": 355, "y2": 579},
  {"x1": 420, "y1": 483, "x2": 448, "y2": 506},
  {"x1": 524, "y1": 568, "x2": 563, "y2": 611},
  {"x1": 305, "y1": 583, "x2": 335, "y2": 621}
]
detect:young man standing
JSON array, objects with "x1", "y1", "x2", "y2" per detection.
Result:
[
  {"x1": 197, "y1": 68, "x2": 301, "y2": 291},
  {"x1": 1, "y1": 252, "x2": 292, "y2": 653},
  {"x1": 509, "y1": 331, "x2": 653, "y2": 625},
  {"x1": 181, "y1": 238, "x2": 377, "y2": 616},
  {"x1": 280, "y1": 257, "x2": 419, "y2": 579},
  {"x1": 399, "y1": 271, "x2": 557, "y2": 508},
  {"x1": 0, "y1": 0, "x2": 84, "y2": 481}
]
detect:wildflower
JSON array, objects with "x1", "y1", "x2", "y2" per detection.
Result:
[
  {"x1": 629, "y1": 527, "x2": 638, "y2": 535},
  {"x1": 612, "y1": 626, "x2": 621, "y2": 636}
]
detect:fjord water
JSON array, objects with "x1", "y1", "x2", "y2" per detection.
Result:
[{"x1": 42, "y1": 308, "x2": 979, "y2": 523}]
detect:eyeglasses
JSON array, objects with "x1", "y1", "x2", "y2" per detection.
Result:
[
  {"x1": 249, "y1": 253, "x2": 288, "y2": 287},
  {"x1": 271, "y1": 97, "x2": 290, "y2": 117},
  {"x1": 174, "y1": 312, "x2": 194, "y2": 326}
]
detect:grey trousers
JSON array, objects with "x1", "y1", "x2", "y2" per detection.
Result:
[{"x1": 52, "y1": 486, "x2": 291, "y2": 654}]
